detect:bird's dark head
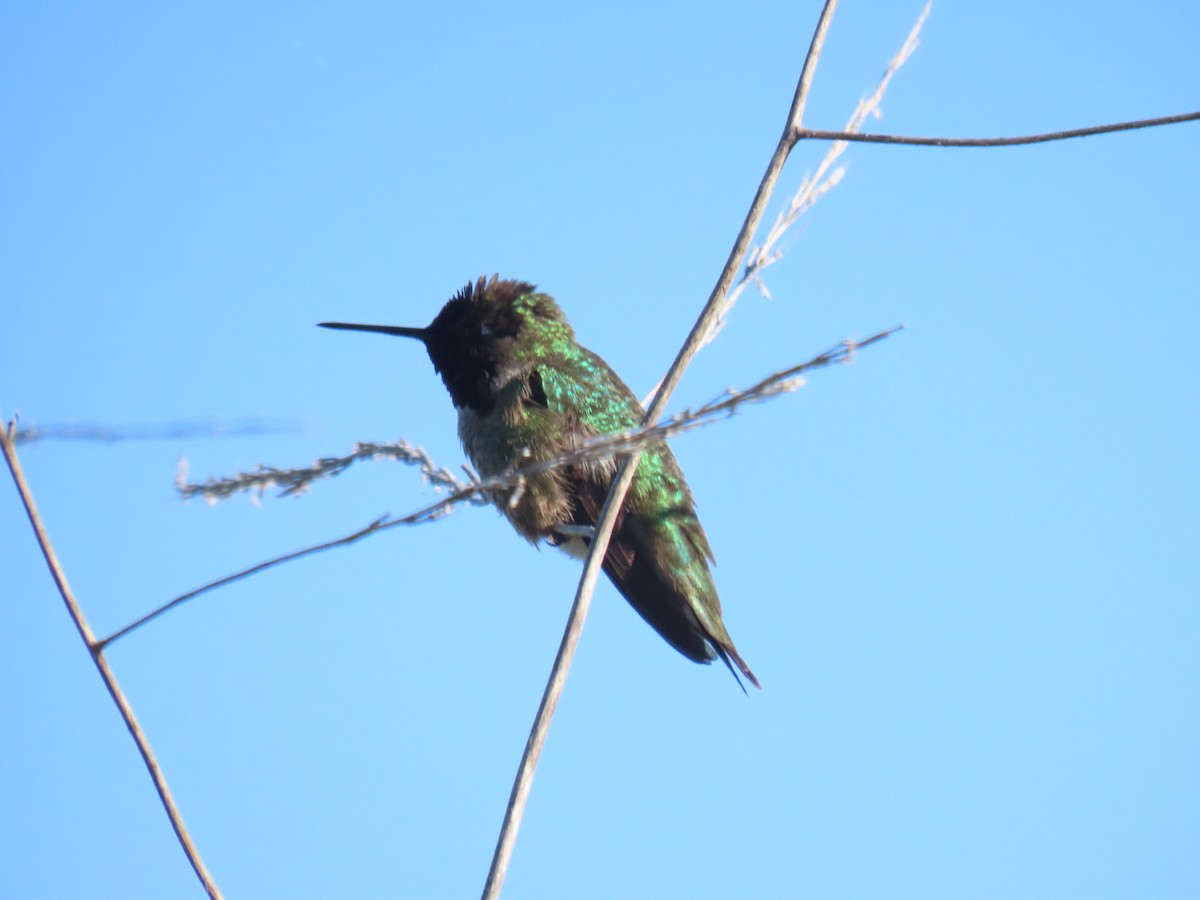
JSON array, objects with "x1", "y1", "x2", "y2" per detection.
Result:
[{"x1": 319, "y1": 275, "x2": 574, "y2": 412}]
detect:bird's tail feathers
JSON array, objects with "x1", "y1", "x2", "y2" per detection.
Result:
[{"x1": 713, "y1": 641, "x2": 761, "y2": 693}]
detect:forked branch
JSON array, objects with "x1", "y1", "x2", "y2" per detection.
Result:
[{"x1": 1, "y1": 423, "x2": 223, "y2": 900}]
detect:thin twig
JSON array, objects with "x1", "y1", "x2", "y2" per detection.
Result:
[
  {"x1": 96, "y1": 514, "x2": 393, "y2": 649},
  {"x1": 480, "y1": 2, "x2": 843, "y2": 897},
  {"x1": 795, "y1": 110, "x2": 1200, "y2": 147},
  {"x1": 1, "y1": 421, "x2": 223, "y2": 900},
  {"x1": 103, "y1": 328, "x2": 901, "y2": 648}
]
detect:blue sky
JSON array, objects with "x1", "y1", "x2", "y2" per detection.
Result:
[{"x1": 2, "y1": 3, "x2": 1198, "y2": 898}]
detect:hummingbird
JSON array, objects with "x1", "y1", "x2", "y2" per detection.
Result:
[{"x1": 320, "y1": 275, "x2": 759, "y2": 690}]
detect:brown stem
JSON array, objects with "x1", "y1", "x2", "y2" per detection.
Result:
[{"x1": 1, "y1": 422, "x2": 223, "y2": 900}]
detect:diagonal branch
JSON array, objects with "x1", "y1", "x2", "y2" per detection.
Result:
[
  {"x1": 104, "y1": 325, "x2": 901, "y2": 649},
  {"x1": 1, "y1": 421, "x2": 223, "y2": 900},
  {"x1": 480, "y1": 1, "x2": 845, "y2": 897},
  {"x1": 96, "y1": 513, "x2": 396, "y2": 650}
]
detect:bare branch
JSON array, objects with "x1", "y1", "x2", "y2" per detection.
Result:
[
  {"x1": 105, "y1": 326, "x2": 901, "y2": 649},
  {"x1": 95, "y1": 513, "x2": 396, "y2": 649},
  {"x1": 481, "y1": 1, "x2": 845, "y2": 897},
  {"x1": 796, "y1": 110, "x2": 1200, "y2": 148},
  {"x1": 1, "y1": 421, "x2": 223, "y2": 900}
]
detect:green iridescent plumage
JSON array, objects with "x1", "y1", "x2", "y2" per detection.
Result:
[{"x1": 320, "y1": 276, "x2": 759, "y2": 689}]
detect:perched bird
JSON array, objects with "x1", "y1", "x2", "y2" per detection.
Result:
[{"x1": 320, "y1": 276, "x2": 759, "y2": 689}]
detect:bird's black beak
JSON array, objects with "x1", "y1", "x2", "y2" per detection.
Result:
[{"x1": 318, "y1": 322, "x2": 428, "y2": 341}]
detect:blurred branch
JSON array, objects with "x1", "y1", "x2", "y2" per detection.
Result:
[
  {"x1": 107, "y1": 325, "x2": 901, "y2": 648},
  {"x1": 1, "y1": 421, "x2": 223, "y2": 900},
  {"x1": 13, "y1": 417, "x2": 308, "y2": 445}
]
